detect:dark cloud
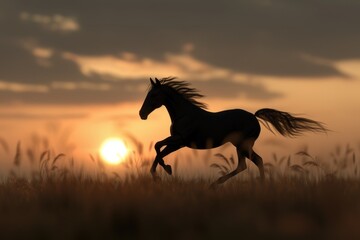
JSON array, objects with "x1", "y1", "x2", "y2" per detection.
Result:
[
  {"x1": 0, "y1": 0, "x2": 359, "y2": 105},
  {"x1": 0, "y1": 42, "x2": 91, "y2": 84},
  {"x1": 0, "y1": 79, "x2": 280, "y2": 105},
  {"x1": 192, "y1": 80, "x2": 282, "y2": 100},
  {"x1": 3, "y1": 0, "x2": 358, "y2": 75}
]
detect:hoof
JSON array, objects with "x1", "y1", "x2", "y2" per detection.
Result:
[{"x1": 164, "y1": 165, "x2": 172, "y2": 175}]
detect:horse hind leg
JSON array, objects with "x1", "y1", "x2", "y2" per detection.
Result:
[
  {"x1": 238, "y1": 138, "x2": 265, "y2": 181},
  {"x1": 249, "y1": 150, "x2": 265, "y2": 180},
  {"x1": 210, "y1": 148, "x2": 247, "y2": 188}
]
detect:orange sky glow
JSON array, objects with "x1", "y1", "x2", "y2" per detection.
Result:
[
  {"x1": 1, "y1": 72, "x2": 359, "y2": 177},
  {"x1": 1, "y1": 1, "x2": 360, "y2": 177}
]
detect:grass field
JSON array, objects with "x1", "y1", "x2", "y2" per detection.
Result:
[{"x1": 0, "y1": 139, "x2": 360, "y2": 239}]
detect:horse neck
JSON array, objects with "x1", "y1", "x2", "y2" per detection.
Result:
[{"x1": 163, "y1": 90, "x2": 203, "y2": 123}]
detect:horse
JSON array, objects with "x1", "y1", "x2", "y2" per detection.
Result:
[{"x1": 139, "y1": 77, "x2": 327, "y2": 186}]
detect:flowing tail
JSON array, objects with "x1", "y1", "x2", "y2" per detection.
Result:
[{"x1": 255, "y1": 108, "x2": 328, "y2": 137}]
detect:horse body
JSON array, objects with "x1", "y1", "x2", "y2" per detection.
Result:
[
  {"x1": 139, "y1": 77, "x2": 327, "y2": 186},
  {"x1": 172, "y1": 109, "x2": 260, "y2": 149}
]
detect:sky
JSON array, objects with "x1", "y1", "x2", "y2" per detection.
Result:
[{"x1": 1, "y1": 0, "x2": 360, "y2": 173}]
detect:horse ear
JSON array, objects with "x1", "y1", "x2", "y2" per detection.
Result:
[
  {"x1": 150, "y1": 78, "x2": 155, "y2": 86},
  {"x1": 155, "y1": 78, "x2": 161, "y2": 86}
]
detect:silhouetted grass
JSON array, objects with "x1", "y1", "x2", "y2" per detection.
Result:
[{"x1": 0, "y1": 137, "x2": 360, "y2": 239}]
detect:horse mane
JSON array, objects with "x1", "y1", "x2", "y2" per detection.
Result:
[{"x1": 157, "y1": 77, "x2": 208, "y2": 109}]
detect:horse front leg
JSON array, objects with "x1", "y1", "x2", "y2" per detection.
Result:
[
  {"x1": 149, "y1": 139, "x2": 166, "y2": 176},
  {"x1": 150, "y1": 136, "x2": 183, "y2": 180}
]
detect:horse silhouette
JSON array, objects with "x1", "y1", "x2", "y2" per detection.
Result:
[{"x1": 139, "y1": 77, "x2": 327, "y2": 186}]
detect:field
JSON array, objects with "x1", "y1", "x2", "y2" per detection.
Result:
[{"x1": 1, "y1": 139, "x2": 360, "y2": 239}]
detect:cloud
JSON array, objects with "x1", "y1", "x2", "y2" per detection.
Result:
[
  {"x1": 333, "y1": 59, "x2": 360, "y2": 79},
  {"x1": 62, "y1": 50, "x2": 249, "y2": 81},
  {"x1": 0, "y1": 81, "x2": 48, "y2": 93},
  {"x1": 0, "y1": 78, "x2": 280, "y2": 106},
  {"x1": 0, "y1": 81, "x2": 144, "y2": 105},
  {"x1": 2, "y1": 0, "x2": 359, "y2": 79},
  {"x1": 0, "y1": 0, "x2": 358, "y2": 106},
  {"x1": 5, "y1": 0, "x2": 358, "y2": 77},
  {"x1": 51, "y1": 81, "x2": 111, "y2": 91},
  {"x1": 0, "y1": 113, "x2": 88, "y2": 120},
  {"x1": 32, "y1": 47, "x2": 54, "y2": 59},
  {"x1": 60, "y1": 48, "x2": 282, "y2": 100},
  {"x1": 18, "y1": 39, "x2": 55, "y2": 67},
  {"x1": 192, "y1": 79, "x2": 282, "y2": 100},
  {"x1": 0, "y1": 79, "x2": 112, "y2": 93},
  {"x1": 19, "y1": 12, "x2": 79, "y2": 32}
]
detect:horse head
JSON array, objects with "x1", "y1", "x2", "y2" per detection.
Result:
[{"x1": 139, "y1": 78, "x2": 165, "y2": 120}]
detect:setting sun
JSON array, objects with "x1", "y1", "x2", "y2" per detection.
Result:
[{"x1": 100, "y1": 138, "x2": 128, "y2": 164}]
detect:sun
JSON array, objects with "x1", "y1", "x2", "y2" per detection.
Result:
[{"x1": 100, "y1": 138, "x2": 128, "y2": 164}]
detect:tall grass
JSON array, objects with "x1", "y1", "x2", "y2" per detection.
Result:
[
  {"x1": 210, "y1": 144, "x2": 359, "y2": 181},
  {"x1": 1, "y1": 135, "x2": 360, "y2": 239}
]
